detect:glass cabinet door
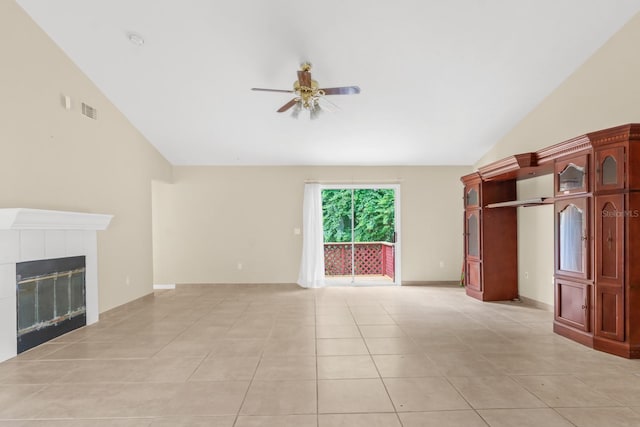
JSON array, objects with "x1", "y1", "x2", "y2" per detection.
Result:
[
  {"x1": 595, "y1": 146, "x2": 625, "y2": 192},
  {"x1": 465, "y1": 185, "x2": 480, "y2": 208},
  {"x1": 556, "y1": 198, "x2": 589, "y2": 279},
  {"x1": 466, "y1": 211, "x2": 480, "y2": 258},
  {"x1": 555, "y1": 155, "x2": 588, "y2": 196}
]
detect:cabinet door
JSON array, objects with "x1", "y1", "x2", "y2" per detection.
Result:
[
  {"x1": 555, "y1": 279, "x2": 591, "y2": 332},
  {"x1": 595, "y1": 195, "x2": 624, "y2": 285},
  {"x1": 555, "y1": 154, "x2": 589, "y2": 196},
  {"x1": 594, "y1": 194, "x2": 625, "y2": 342},
  {"x1": 466, "y1": 260, "x2": 481, "y2": 292},
  {"x1": 555, "y1": 198, "x2": 590, "y2": 279},
  {"x1": 465, "y1": 184, "x2": 480, "y2": 208},
  {"x1": 595, "y1": 146, "x2": 625, "y2": 192},
  {"x1": 465, "y1": 210, "x2": 481, "y2": 260},
  {"x1": 595, "y1": 285, "x2": 624, "y2": 341}
]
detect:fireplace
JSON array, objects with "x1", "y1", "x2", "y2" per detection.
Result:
[
  {"x1": 0, "y1": 209, "x2": 112, "y2": 362},
  {"x1": 16, "y1": 256, "x2": 86, "y2": 353}
]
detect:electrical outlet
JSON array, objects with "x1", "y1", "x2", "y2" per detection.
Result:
[
  {"x1": 524, "y1": 272, "x2": 529, "y2": 279},
  {"x1": 237, "y1": 262, "x2": 243, "y2": 270}
]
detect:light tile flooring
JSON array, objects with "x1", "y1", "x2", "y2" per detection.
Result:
[{"x1": 1, "y1": 284, "x2": 640, "y2": 426}]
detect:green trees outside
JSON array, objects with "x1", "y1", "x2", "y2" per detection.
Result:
[{"x1": 322, "y1": 189, "x2": 395, "y2": 243}]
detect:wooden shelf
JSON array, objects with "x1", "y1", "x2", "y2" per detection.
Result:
[{"x1": 485, "y1": 198, "x2": 551, "y2": 208}]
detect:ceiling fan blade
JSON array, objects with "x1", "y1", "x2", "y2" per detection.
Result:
[
  {"x1": 277, "y1": 98, "x2": 299, "y2": 113},
  {"x1": 320, "y1": 86, "x2": 361, "y2": 95},
  {"x1": 251, "y1": 88, "x2": 294, "y2": 93},
  {"x1": 297, "y1": 70, "x2": 312, "y2": 88}
]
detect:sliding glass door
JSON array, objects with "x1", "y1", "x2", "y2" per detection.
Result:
[{"x1": 321, "y1": 185, "x2": 400, "y2": 285}]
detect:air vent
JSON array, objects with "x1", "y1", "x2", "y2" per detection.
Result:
[{"x1": 81, "y1": 102, "x2": 97, "y2": 120}]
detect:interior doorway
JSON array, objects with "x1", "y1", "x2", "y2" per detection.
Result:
[{"x1": 321, "y1": 185, "x2": 400, "y2": 285}]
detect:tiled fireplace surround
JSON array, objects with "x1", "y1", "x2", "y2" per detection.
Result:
[{"x1": 0, "y1": 208, "x2": 112, "y2": 362}]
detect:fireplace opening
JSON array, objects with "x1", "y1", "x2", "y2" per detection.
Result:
[{"x1": 16, "y1": 256, "x2": 86, "y2": 353}]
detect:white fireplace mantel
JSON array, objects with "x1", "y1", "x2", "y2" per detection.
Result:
[
  {"x1": 0, "y1": 208, "x2": 112, "y2": 230},
  {"x1": 0, "y1": 208, "x2": 113, "y2": 362}
]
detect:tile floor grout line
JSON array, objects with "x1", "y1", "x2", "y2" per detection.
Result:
[
  {"x1": 347, "y1": 300, "x2": 405, "y2": 426},
  {"x1": 229, "y1": 294, "x2": 267, "y2": 427}
]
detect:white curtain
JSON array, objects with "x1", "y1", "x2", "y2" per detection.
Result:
[{"x1": 297, "y1": 183, "x2": 326, "y2": 288}]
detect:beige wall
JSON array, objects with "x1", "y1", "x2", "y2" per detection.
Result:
[
  {"x1": 516, "y1": 175, "x2": 554, "y2": 306},
  {"x1": 153, "y1": 166, "x2": 470, "y2": 285},
  {"x1": 474, "y1": 12, "x2": 640, "y2": 305},
  {"x1": 1, "y1": 1, "x2": 173, "y2": 311}
]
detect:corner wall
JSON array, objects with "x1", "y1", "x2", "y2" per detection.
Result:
[{"x1": 1, "y1": 1, "x2": 173, "y2": 312}]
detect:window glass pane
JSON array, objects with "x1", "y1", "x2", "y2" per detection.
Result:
[
  {"x1": 55, "y1": 274, "x2": 71, "y2": 318},
  {"x1": 37, "y1": 278, "x2": 55, "y2": 324},
  {"x1": 70, "y1": 272, "x2": 86, "y2": 314},
  {"x1": 17, "y1": 282, "x2": 36, "y2": 333}
]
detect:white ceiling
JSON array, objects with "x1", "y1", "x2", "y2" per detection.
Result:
[{"x1": 16, "y1": 0, "x2": 640, "y2": 166}]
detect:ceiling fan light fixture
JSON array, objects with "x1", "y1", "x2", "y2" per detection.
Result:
[
  {"x1": 310, "y1": 100, "x2": 323, "y2": 120},
  {"x1": 290, "y1": 101, "x2": 302, "y2": 119}
]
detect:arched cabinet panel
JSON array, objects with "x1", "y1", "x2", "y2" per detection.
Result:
[
  {"x1": 595, "y1": 146, "x2": 625, "y2": 192},
  {"x1": 594, "y1": 194, "x2": 625, "y2": 342},
  {"x1": 596, "y1": 195, "x2": 624, "y2": 284}
]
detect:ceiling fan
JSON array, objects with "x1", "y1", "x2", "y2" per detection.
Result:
[{"x1": 251, "y1": 63, "x2": 360, "y2": 119}]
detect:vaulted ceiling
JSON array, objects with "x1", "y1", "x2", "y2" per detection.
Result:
[{"x1": 16, "y1": 0, "x2": 640, "y2": 165}]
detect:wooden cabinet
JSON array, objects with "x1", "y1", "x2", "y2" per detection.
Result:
[
  {"x1": 590, "y1": 131, "x2": 639, "y2": 356},
  {"x1": 461, "y1": 173, "x2": 518, "y2": 301},
  {"x1": 551, "y1": 125, "x2": 640, "y2": 358},
  {"x1": 552, "y1": 149, "x2": 595, "y2": 342},
  {"x1": 462, "y1": 123, "x2": 640, "y2": 358}
]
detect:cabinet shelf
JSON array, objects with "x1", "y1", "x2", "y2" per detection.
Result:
[{"x1": 485, "y1": 198, "x2": 551, "y2": 208}]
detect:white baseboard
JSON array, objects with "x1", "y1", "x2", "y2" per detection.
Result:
[{"x1": 153, "y1": 283, "x2": 176, "y2": 290}]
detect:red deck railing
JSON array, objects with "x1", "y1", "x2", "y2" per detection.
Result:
[{"x1": 324, "y1": 242, "x2": 394, "y2": 279}]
